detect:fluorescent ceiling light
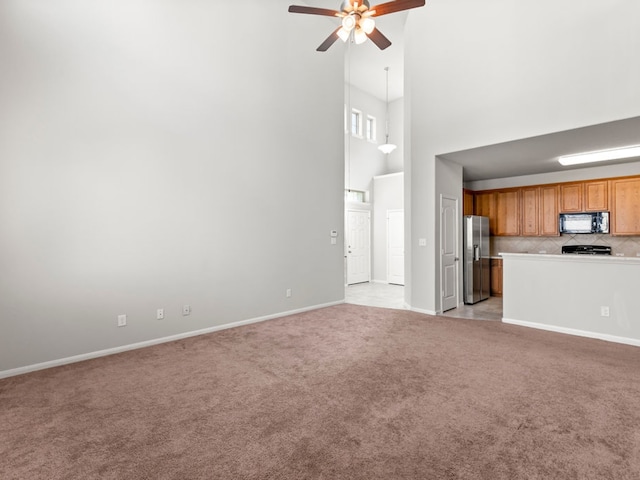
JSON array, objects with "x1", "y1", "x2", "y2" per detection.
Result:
[{"x1": 558, "y1": 145, "x2": 640, "y2": 166}]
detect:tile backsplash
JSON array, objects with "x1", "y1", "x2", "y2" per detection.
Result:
[{"x1": 492, "y1": 234, "x2": 640, "y2": 258}]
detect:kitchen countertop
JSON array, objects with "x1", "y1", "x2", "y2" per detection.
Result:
[{"x1": 500, "y1": 252, "x2": 640, "y2": 264}]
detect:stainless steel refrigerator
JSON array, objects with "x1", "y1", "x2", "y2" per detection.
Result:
[{"x1": 463, "y1": 215, "x2": 491, "y2": 304}]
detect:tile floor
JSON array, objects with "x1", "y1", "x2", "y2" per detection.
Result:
[{"x1": 345, "y1": 282, "x2": 503, "y2": 321}]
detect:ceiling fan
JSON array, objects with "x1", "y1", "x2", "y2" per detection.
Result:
[{"x1": 288, "y1": 0, "x2": 426, "y2": 52}]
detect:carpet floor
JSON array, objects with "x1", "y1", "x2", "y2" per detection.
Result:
[{"x1": 1, "y1": 304, "x2": 640, "y2": 479}]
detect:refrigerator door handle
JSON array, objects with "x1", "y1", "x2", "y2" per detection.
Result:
[{"x1": 474, "y1": 245, "x2": 480, "y2": 261}]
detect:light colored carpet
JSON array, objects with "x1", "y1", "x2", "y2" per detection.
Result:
[{"x1": 2, "y1": 304, "x2": 639, "y2": 479}]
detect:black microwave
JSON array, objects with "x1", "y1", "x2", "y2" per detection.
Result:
[{"x1": 559, "y1": 212, "x2": 609, "y2": 234}]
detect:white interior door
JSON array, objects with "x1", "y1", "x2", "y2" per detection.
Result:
[
  {"x1": 346, "y1": 210, "x2": 370, "y2": 285},
  {"x1": 387, "y1": 209, "x2": 404, "y2": 285},
  {"x1": 441, "y1": 195, "x2": 459, "y2": 312}
]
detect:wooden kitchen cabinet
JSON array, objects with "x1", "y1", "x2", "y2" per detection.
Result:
[
  {"x1": 539, "y1": 185, "x2": 559, "y2": 236},
  {"x1": 463, "y1": 189, "x2": 474, "y2": 216},
  {"x1": 495, "y1": 189, "x2": 520, "y2": 236},
  {"x1": 560, "y1": 180, "x2": 608, "y2": 213},
  {"x1": 490, "y1": 258, "x2": 503, "y2": 297},
  {"x1": 520, "y1": 187, "x2": 539, "y2": 236},
  {"x1": 519, "y1": 185, "x2": 559, "y2": 236},
  {"x1": 584, "y1": 180, "x2": 608, "y2": 211},
  {"x1": 559, "y1": 183, "x2": 583, "y2": 212},
  {"x1": 474, "y1": 191, "x2": 496, "y2": 234},
  {"x1": 609, "y1": 177, "x2": 640, "y2": 235}
]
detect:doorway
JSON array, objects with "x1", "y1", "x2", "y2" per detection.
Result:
[
  {"x1": 346, "y1": 209, "x2": 371, "y2": 285},
  {"x1": 440, "y1": 195, "x2": 459, "y2": 312}
]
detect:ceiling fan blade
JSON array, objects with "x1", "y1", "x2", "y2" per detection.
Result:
[
  {"x1": 367, "y1": 27, "x2": 392, "y2": 50},
  {"x1": 369, "y1": 0, "x2": 426, "y2": 17},
  {"x1": 288, "y1": 5, "x2": 341, "y2": 16},
  {"x1": 317, "y1": 27, "x2": 342, "y2": 52}
]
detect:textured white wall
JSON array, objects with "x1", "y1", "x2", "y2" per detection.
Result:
[
  {"x1": 405, "y1": 0, "x2": 640, "y2": 313},
  {"x1": 0, "y1": 1, "x2": 345, "y2": 373}
]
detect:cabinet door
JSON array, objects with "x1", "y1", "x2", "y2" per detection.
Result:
[
  {"x1": 539, "y1": 185, "x2": 559, "y2": 236},
  {"x1": 474, "y1": 191, "x2": 496, "y2": 234},
  {"x1": 495, "y1": 190, "x2": 520, "y2": 236},
  {"x1": 463, "y1": 189, "x2": 474, "y2": 216},
  {"x1": 610, "y1": 178, "x2": 640, "y2": 235},
  {"x1": 559, "y1": 183, "x2": 583, "y2": 212},
  {"x1": 520, "y1": 187, "x2": 539, "y2": 236},
  {"x1": 584, "y1": 180, "x2": 608, "y2": 211},
  {"x1": 490, "y1": 258, "x2": 503, "y2": 297}
]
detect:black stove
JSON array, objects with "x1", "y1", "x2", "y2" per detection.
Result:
[{"x1": 561, "y1": 244, "x2": 612, "y2": 255}]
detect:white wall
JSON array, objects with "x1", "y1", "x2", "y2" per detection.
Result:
[
  {"x1": 0, "y1": 0, "x2": 345, "y2": 374},
  {"x1": 405, "y1": 0, "x2": 640, "y2": 313},
  {"x1": 503, "y1": 254, "x2": 640, "y2": 346},
  {"x1": 344, "y1": 85, "x2": 388, "y2": 193},
  {"x1": 372, "y1": 173, "x2": 404, "y2": 282},
  {"x1": 385, "y1": 98, "x2": 404, "y2": 174}
]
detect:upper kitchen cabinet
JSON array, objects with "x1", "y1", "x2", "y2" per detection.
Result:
[
  {"x1": 520, "y1": 187, "x2": 540, "y2": 236},
  {"x1": 474, "y1": 191, "x2": 496, "y2": 234},
  {"x1": 559, "y1": 183, "x2": 583, "y2": 212},
  {"x1": 495, "y1": 189, "x2": 520, "y2": 236},
  {"x1": 539, "y1": 185, "x2": 560, "y2": 236},
  {"x1": 463, "y1": 189, "x2": 474, "y2": 216},
  {"x1": 584, "y1": 180, "x2": 608, "y2": 211},
  {"x1": 559, "y1": 180, "x2": 608, "y2": 212},
  {"x1": 609, "y1": 177, "x2": 640, "y2": 235},
  {"x1": 520, "y1": 185, "x2": 559, "y2": 236}
]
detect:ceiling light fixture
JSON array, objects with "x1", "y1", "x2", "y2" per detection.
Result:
[
  {"x1": 558, "y1": 145, "x2": 640, "y2": 166},
  {"x1": 378, "y1": 66, "x2": 396, "y2": 155},
  {"x1": 288, "y1": 0, "x2": 426, "y2": 52}
]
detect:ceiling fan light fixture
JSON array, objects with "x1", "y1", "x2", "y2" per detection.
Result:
[
  {"x1": 341, "y1": 14, "x2": 356, "y2": 31},
  {"x1": 360, "y1": 17, "x2": 375, "y2": 34},
  {"x1": 337, "y1": 27, "x2": 351, "y2": 42},
  {"x1": 558, "y1": 145, "x2": 640, "y2": 166},
  {"x1": 354, "y1": 27, "x2": 368, "y2": 44}
]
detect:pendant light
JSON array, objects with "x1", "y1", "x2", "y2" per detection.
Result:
[{"x1": 378, "y1": 66, "x2": 397, "y2": 155}]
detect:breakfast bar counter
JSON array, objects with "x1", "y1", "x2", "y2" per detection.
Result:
[{"x1": 501, "y1": 253, "x2": 640, "y2": 346}]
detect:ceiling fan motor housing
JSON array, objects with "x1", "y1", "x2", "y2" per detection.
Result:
[{"x1": 340, "y1": 0, "x2": 370, "y2": 13}]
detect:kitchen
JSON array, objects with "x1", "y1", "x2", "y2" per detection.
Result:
[{"x1": 459, "y1": 152, "x2": 640, "y2": 346}]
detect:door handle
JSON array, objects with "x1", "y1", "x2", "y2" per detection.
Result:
[{"x1": 454, "y1": 257, "x2": 459, "y2": 261}]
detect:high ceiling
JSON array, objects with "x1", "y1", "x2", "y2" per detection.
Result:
[
  {"x1": 289, "y1": 1, "x2": 640, "y2": 183},
  {"x1": 290, "y1": 0, "x2": 409, "y2": 101}
]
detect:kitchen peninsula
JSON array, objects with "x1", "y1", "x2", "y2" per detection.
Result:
[{"x1": 501, "y1": 253, "x2": 640, "y2": 346}]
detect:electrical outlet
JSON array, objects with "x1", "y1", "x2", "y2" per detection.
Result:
[
  {"x1": 286, "y1": 289, "x2": 292, "y2": 298},
  {"x1": 600, "y1": 306, "x2": 610, "y2": 317},
  {"x1": 182, "y1": 305, "x2": 191, "y2": 316},
  {"x1": 117, "y1": 314, "x2": 127, "y2": 327},
  {"x1": 157, "y1": 308, "x2": 164, "y2": 320}
]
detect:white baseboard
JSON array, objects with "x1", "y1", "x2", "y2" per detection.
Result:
[
  {"x1": 502, "y1": 318, "x2": 640, "y2": 348},
  {"x1": 410, "y1": 306, "x2": 437, "y2": 316},
  {"x1": 0, "y1": 300, "x2": 344, "y2": 380}
]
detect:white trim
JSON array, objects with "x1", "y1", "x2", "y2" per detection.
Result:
[
  {"x1": 411, "y1": 306, "x2": 437, "y2": 316},
  {"x1": 0, "y1": 300, "x2": 344, "y2": 380},
  {"x1": 502, "y1": 317, "x2": 640, "y2": 348}
]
